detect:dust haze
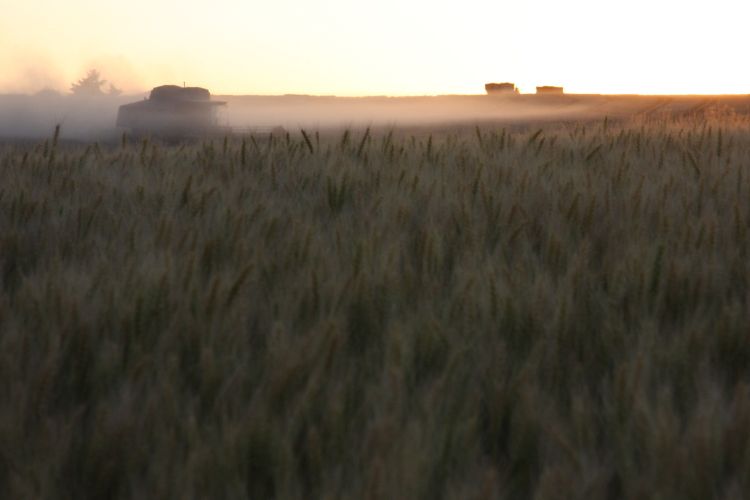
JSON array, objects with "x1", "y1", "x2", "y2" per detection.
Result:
[
  {"x1": 0, "y1": 93, "x2": 139, "y2": 141},
  {"x1": 2, "y1": 86, "x2": 750, "y2": 141},
  {"x1": 0, "y1": 88, "x2": 599, "y2": 141},
  {"x1": 219, "y1": 94, "x2": 600, "y2": 131},
  {"x1": 217, "y1": 94, "x2": 750, "y2": 131}
]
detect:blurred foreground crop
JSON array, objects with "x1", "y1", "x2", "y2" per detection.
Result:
[{"x1": 2, "y1": 111, "x2": 750, "y2": 499}]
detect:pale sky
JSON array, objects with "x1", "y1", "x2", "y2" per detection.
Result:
[{"x1": 1, "y1": 0, "x2": 749, "y2": 95}]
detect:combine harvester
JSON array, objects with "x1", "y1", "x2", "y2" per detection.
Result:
[{"x1": 116, "y1": 85, "x2": 282, "y2": 139}]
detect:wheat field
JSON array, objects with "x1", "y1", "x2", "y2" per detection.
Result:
[{"x1": 2, "y1": 109, "x2": 750, "y2": 499}]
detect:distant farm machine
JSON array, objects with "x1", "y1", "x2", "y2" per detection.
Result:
[
  {"x1": 485, "y1": 82, "x2": 519, "y2": 95},
  {"x1": 116, "y1": 85, "x2": 227, "y2": 138},
  {"x1": 484, "y1": 83, "x2": 565, "y2": 96}
]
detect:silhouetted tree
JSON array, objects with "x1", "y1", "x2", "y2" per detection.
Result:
[
  {"x1": 70, "y1": 69, "x2": 124, "y2": 97},
  {"x1": 70, "y1": 69, "x2": 110, "y2": 96}
]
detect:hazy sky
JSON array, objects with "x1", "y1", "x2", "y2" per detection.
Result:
[{"x1": 2, "y1": 0, "x2": 749, "y2": 95}]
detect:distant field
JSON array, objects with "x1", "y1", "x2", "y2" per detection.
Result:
[
  {"x1": 219, "y1": 93, "x2": 750, "y2": 129},
  {"x1": 2, "y1": 91, "x2": 750, "y2": 140},
  {"x1": 2, "y1": 107, "x2": 750, "y2": 498}
]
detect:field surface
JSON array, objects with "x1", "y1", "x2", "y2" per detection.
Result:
[
  {"x1": 2, "y1": 107, "x2": 750, "y2": 499},
  {"x1": 3, "y1": 92, "x2": 750, "y2": 140}
]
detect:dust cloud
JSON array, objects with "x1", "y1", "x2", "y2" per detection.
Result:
[
  {"x1": 0, "y1": 57, "x2": 148, "y2": 141},
  {"x1": 0, "y1": 93, "x2": 142, "y2": 141},
  {"x1": 0, "y1": 91, "x2": 601, "y2": 141},
  {"x1": 217, "y1": 94, "x2": 601, "y2": 131},
  {"x1": 2, "y1": 89, "x2": 743, "y2": 142},
  {"x1": 0, "y1": 50, "x2": 67, "y2": 95}
]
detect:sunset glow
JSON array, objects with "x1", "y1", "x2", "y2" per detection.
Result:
[{"x1": 2, "y1": 0, "x2": 749, "y2": 96}]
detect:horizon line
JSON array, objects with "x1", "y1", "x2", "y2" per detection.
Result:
[{"x1": 5, "y1": 90, "x2": 750, "y2": 99}]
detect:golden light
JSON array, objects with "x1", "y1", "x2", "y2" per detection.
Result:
[{"x1": 1, "y1": 0, "x2": 749, "y2": 95}]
